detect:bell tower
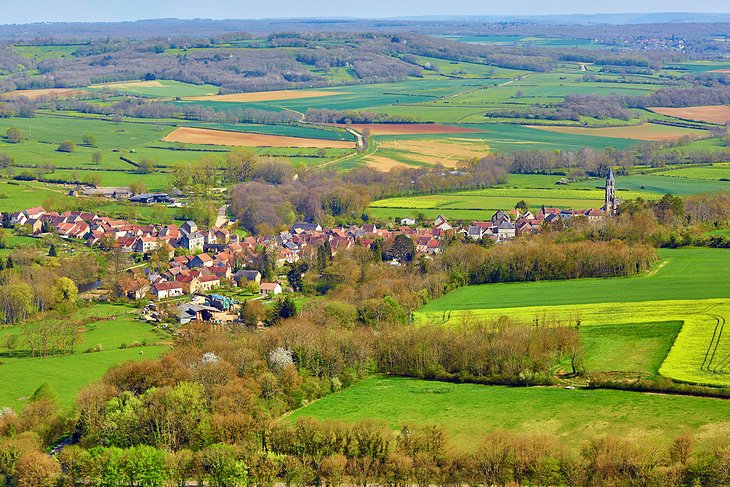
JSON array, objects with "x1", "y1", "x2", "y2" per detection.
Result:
[{"x1": 605, "y1": 166, "x2": 616, "y2": 217}]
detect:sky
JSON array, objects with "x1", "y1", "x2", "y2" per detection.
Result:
[{"x1": 2, "y1": 0, "x2": 729, "y2": 24}]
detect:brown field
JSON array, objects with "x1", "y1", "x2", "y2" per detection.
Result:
[
  {"x1": 3, "y1": 88, "x2": 84, "y2": 100},
  {"x1": 377, "y1": 138, "x2": 490, "y2": 168},
  {"x1": 90, "y1": 80, "x2": 165, "y2": 89},
  {"x1": 343, "y1": 123, "x2": 484, "y2": 136},
  {"x1": 649, "y1": 105, "x2": 730, "y2": 125},
  {"x1": 711, "y1": 69, "x2": 730, "y2": 73},
  {"x1": 163, "y1": 127, "x2": 355, "y2": 149},
  {"x1": 364, "y1": 155, "x2": 414, "y2": 172},
  {"x1": 526, "y1": 123, "x2": 705, "y2": 141},
  {"x1": 184, "y1": 90, "x2": 346, "y2": 102}
]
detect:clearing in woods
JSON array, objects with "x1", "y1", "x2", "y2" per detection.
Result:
[
  {"x1": 162, "y1": 127, "x2": 356, "y2": 149},
  {"x1": 525, "y1": 123, "x2": 707, "y2": 141},
  {"x1": 183, "y1": 89, "x2": 348, "y2": 102},
  {"x1": 649, "y1": 105, "x2": 730, "y2": 125}
]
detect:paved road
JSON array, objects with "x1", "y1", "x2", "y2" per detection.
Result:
[{"x1": 215, "y1": 205, "x2": 229, "y2": 228}]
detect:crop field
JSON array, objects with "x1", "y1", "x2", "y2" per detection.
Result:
[
  {"x1": 369, "y1": 138, "x2": 490, "y2": 168},
  {"x1": 290, "y1": 376, "x2": 730, "y2": 452},
  {"x1": 649, "y1": 105, "x2": 730, "y2": 125},
  {"x1": 417, "y1": 248, "x2": 730, "y2": 386},
  {"x1": 0, "y1": 303, "x2": 168, "y2": 409},
  {"x1": 88, "y1": 79, "x2": 220, "y2": 98},
  {"x1": 526, "y1": 123, "x2": 707, "y2": 141},
  {"x1": 2, "y1": 88, "x2": 86, "y2": 100},
  {"x1": 183, "y1": 89, "x2": 348, "y2": 102},
  {"x1": 376, "y1": 124, "x2": 640, "y2": 151},
  {"x1": 653, "y1": 164, "x2": 730, "y2": 181},
  {"x1": 162, "y1": 127, "x2": 356, "y2": 149},
  {"x1": 345, "y1": 123, "x2": 484, "y2": 135},
  {"x1": 369, "y1": 186, "x2": 652, "y2": 220},
  {"x1": 571, "y1": 174, "x2": 730, "y2": 195}
]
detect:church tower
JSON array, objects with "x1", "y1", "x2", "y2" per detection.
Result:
[{"x1": 605, "y1": 166, "x2": 616, "y2": 217}]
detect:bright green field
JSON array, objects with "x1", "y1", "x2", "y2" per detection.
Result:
[
  {"x1": 290, "y1": 376, "x2": 730, "y2": 452},
  {"x1": 420, "y1": 248, "x2": 728, "y2": 312},
  {"x1": 418, "y1": 248, "x2": 730, "y2": 386},
  {"x1": 0, "y1": 180, "x2": 76, "y2": 212},
  {"x1": 653, "y1": 164, "x2": 730, "y2": 181},
  {"x1": 581, "y1": 321, "x2": 683, "y2": 377},
  {"x1": 572, "y1": 174, "x2": 730, "y2": 196},
  {"x1": 0, "y1": 304, "x2": 168, "y2": 409}
]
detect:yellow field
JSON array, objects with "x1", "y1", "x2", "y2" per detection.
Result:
[
  {"x1": 377, "y1": 138, "x2": 490, "y2": 168},
  {"x1": 526, "y1": 123, "x2": 705, "y2": 141},
  {"x1": 416, "y1": 298, "x2": 730, "y2": 387},
  {"x1": 650, "y1": 105, "x2": 730, "y2": 125},
  {"x1": 162, "y1": 127, "x2": 355, "y2": 149},
  {"x1": 183, "y1": 89, "x2": 346, "y2": 102},
  {"x1": 2, "y1": 88, "x2": 84, "y2": 100},
  {"x1": 363, "y1": 155, "x2": 413, "y2": 171}
]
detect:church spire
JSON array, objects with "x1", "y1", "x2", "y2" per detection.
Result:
[{"x1": 605, "y1": 166, "x2": 616, "y2": 217}]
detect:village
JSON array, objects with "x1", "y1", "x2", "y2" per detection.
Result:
[{"x1": 0, "y1": 197, "x2": 611, "y2": 327}]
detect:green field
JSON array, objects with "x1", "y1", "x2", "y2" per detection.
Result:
[
  {"x1": 572, "y1": 174, "x2": 730, "y2": 196},
  {"x1": 369, "y1": 184, "x2": 653, "y2": 221},
  {"x1": 418, "y1": 248, "x2": 730, "y2": 386},
  {"x1": 0, "y1": 180, "x2": 76, "y2": 212},
  {"x1": 420, "y1": 248, "x2": 728, "y2": 312},
  {"x1": 654, "y1": 164, "x2": 730, "y2": 181},
  {"x1": 581, "y1": 321, "x2": 683, "y2": 377},
  {"x1": 290, "y1": 376, "x2": 730, "y2": 452},
  {"x1": 0, "y1": 304, "x2": 168, "y2": 409}
]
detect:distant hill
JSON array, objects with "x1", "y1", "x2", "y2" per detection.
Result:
[{"x1": 397, "y1": 13, "x2": 730, "y2": 24}]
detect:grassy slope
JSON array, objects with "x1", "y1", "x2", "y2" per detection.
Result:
[{"x1": 290, "y1": 376, "x2": 730, "y2": 452}]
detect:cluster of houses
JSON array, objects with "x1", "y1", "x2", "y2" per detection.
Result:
[{"x1": 2, "y1": 204, "x2": 608, "y2": 306}]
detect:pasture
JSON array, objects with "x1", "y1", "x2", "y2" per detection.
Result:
[
  {"x1": 290, "y1": 376, "x2": 730, "y2": 452},
  {"x1": 0, "y1": 303, "x2": 168, "y2": 409}
]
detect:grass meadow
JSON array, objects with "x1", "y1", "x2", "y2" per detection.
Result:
[
  {"x1": 0, "y1": 303, "x2": 169, "y2": 409},
  {"x1": 290, "y1": 376, "x2": 730, "y2": 452}
]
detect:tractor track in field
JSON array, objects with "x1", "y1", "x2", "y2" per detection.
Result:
[{"x1": 700, "y1": 307, "x2": 727, "y2": 373}]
